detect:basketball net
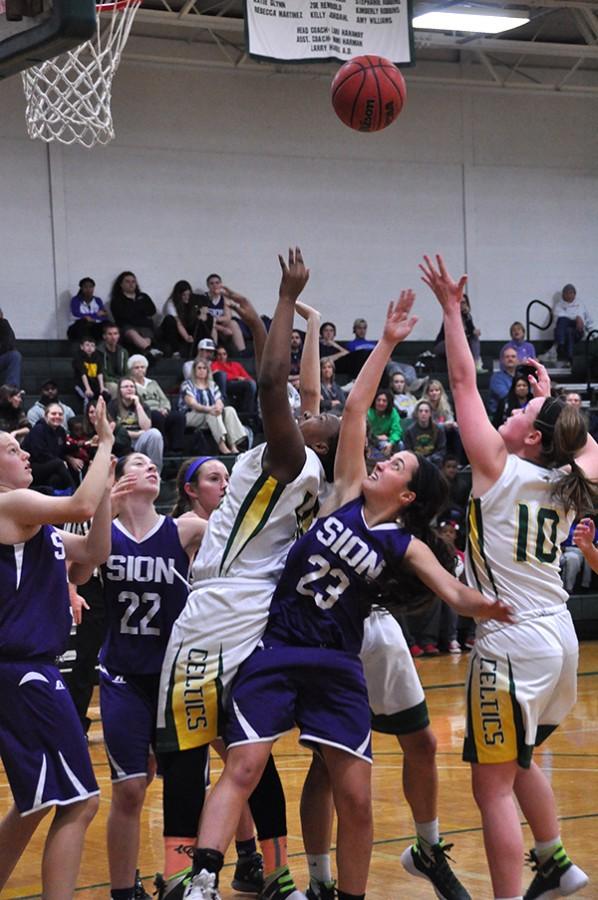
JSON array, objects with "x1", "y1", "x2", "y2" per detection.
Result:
[{"x1": 21, "y1": 1, "x2": 142, "y2": 148}]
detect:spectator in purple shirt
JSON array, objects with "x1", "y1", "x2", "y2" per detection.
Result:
[
  {"x1": 67, "y1": 277, "x2": 110, "y2": 342},
  {"x1": 500, "y1": 321, "x2": 536, "y2": 362}
]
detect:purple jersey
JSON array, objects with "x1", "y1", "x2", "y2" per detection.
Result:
[
  {"x1": 100, "y1": 516, "x2": 189, "y2": 675},
  {"x1": 266, "y1": 497, "x2": 411, "y2": 654},
  {"x1": 0, "y1": 525, "x2": 70, "y2": 660}
]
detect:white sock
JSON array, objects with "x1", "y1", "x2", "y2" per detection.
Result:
[
  {"x1": 307, "y1": 853, "x2": 332, "y2": 885},
  {"x1": 415, "y1": 818, "x2": 440, "y2": 848},
  {"x1": 535, "y1": 836, "x2": 561, "y2": 862}
]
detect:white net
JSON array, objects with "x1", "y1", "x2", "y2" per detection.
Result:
[{"x1": 21, "y1": 1, "x2": 142, "y2": 148}]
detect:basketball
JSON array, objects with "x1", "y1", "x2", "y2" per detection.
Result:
[{"x1": 331, "y1": 54, "x2": 406, "y2": 133}]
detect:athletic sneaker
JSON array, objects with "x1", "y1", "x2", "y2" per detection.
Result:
[
  {"x1": 523, "y1": 847, "x2": 589, "y2": 899},
  {"x1": 305, "y1": 880, "x2": 337, "y2": 899},
  {"x1": 232, "y1": 851, "x2": 264, "y2": 893},
  {"x1": 183, "y1": 869, "x2": 221, "y2": 900},
  {"x1": 400, "y1": 838, "x2": 471, "y2": 900},
  {"x1": 134, "y1": 869, "x2": 151, "y2": 899},
  {"x1": 422, "y1": 643, "x2": 440, "y2": 656},
  {"x1": 260, "y1": 867, "x2": 307, "y2": 900},
  {"x1": 410, "y1": 644, "x2": 424, "y2": 658},
  {"x1": 155, "y1": 868, "x2": 193, "y2": 900},
  {"x1": 446, "y1": 640, "x2": 462, "y2": 654}
]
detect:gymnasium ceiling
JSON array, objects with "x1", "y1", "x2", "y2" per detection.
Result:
[{"x1": 125, "y1": 1, "x2": 598, "y2": 94}]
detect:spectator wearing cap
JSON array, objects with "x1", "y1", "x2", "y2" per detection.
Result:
[
  {"x1": 211, "y1": 345, "x2": 257, "y2": 416},
  {"x1": 345, "y1": 318, "x2": 377, "y2": 353},
  {"x1": 67, "y1": 277, "x2": 110, "y2": 342},
  {"x1": 27, "y1": 380, "x2": 76, "y2": 428},
  {"x1": 127, "y1": 354, "x2": 186, "y2": 452},
  {"x1": 0, "y1": 307, "x2": 22, "y2": 389},
  {"x1": 182, "y1": 338, "x2": 227, "y2": 398}
]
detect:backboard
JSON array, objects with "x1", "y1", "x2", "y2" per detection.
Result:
[{"x1": 0, "y1": 0, "x2": 96, "y2": 79}]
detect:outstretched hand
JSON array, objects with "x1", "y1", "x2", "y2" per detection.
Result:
[
  {"x1": 381, "y1": 290, "x2": 418, "y2": 346},
  {"x1": 222, "y1": 286, "x2": 259, "y2": 326},
  {"x1": 573, "y1": 518, "x2": 596, "y2": 552},
  {"x1": 419, "y1": 255, "x2": 467, "y2": 313},
  {"x1": 278, "y1": 247, "x2": 310, "y2": 303},
  {"x1": 524, "y1": 358, "x2": 551, "y2": 398},
  {"x1": 94, "y1": 397, "x2": 114, "y2": 447}
]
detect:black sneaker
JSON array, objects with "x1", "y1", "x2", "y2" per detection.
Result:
[
  {"x1": 232, "y1": 851, "x2": 264, "y2": 894},
  {"x1": 400, "y1": 838, "x2": 471, "y2": 900},
  {"x1": 133, "y1": 869, "x2": 151, "y2": 899},
  {"x1": 259, "y1": 867, "x2": 303, "y2": 900},
  {"x1": 305, "y1": 880, "x2": 337, "y2": 899},
  {"x1": 153, "y1": 867, "x2": 193, "y2": 900},
  {"x1": 523, "y1": 847, "x2": 588, "y2": 899}
]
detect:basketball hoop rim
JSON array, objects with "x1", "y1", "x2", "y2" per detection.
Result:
[{"x1": 96, "y1": 0, "x2": 140, "y2": 11}]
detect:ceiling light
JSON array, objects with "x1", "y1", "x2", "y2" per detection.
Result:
[{"x1": 413, "y1": 7, "x2": 530, "y2": 34}]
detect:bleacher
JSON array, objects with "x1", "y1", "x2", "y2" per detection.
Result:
[{"x1": 17, "y1": 336, "x2": 598, "y2": 650}]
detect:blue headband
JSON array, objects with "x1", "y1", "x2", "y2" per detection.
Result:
[{"x1": 184, "y1": 456, "x2": 213, "y2": 484}]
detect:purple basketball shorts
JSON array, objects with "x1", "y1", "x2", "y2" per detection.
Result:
[
  {"x1": 99, "y1": 666, "x2": 159, "y2": 781},
  {"x1": 0, "y1": 661, "x2": 98, "y2": 815},
  {"x1": 225, "y1": 643, "x2": 372, "y2": 762}
]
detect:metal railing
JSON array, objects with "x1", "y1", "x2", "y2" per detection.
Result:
[
  {"x1": 525, "y1": 299, "x2": 553, "y2": 342},
  {"x1": 585, "y1": 329, "x2": 598, "y2": 395}
]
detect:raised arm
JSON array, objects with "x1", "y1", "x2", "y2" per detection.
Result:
[
  {"x1": 259, "y1": 248, "x2": 309, "y2": 483},
  {"x1": 0, "y1": 398, "x2": 115, "y2": 528},
  {"x1": 295, "y1": 300, "x2": 321, "y2": 417},
  {"x1": 420, "y1": 255, "x2": 506, "y2": 493},
  {"x1": 334, "y1": 292, "x2": 418, "y2": 502},
  {"x1": 573, "y1": 518, "x2": 598, "y2": 573},
  {"x1": 222, "y1": 287, "x2": 268, "y2": 376}
]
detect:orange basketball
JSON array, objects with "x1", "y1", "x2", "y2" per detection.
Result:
[{"x1": 331, "y1": 54, "x2": 406, "y2": 132}]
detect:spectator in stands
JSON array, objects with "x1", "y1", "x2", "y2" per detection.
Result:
[
  {"x1": 211, "y1": 344, "x2": 257, "y2": 416},
  {"x1": 127, "y1": 354, "x2": 185, "y2": 453},
  {"x1": 182, "y1": 338, "x2": 227, "y2": 398},
  {"x1": 179, "y1": 359, "x2": 247, "y2": 455},
  {"x1": 423, "y1": 379, "x2": 455, "y2": 427},
  {"x1": 200, "y1": 274, "x2": 246, "y2": 353},
  {"x1": 0, "y1": 307, "x2": 22, "y2": 389},
  {"x1": 386, "y1": 358, "x2": 418, "y2": 388},
  {"x1": 501, "y1": 321, "x2": 535, "y2": 362},
  {"x1": 287, "y1": 374, "x2": 301, "y2": 419},
  {"x1": 65, "y1": 416, "x2": 92, "y2": 471},
  {"x1": 542, "y1": 283, "x2": 594, "y2": 367},
  {"x1": 98, "y1": 322, "x2": 129, "y2": 398},
  {"x1": 67, "y1": 277, "x2": 109, "y2": 342},
  {"x1": 439, "y1": 454, "x2": 470, "y2": 528},
  {"x1": 107, "y1": 377, "x2": 164, "y2": 471},
  {"x1": 0, "y1": 385, "x2": 29, "y2": 442},
  {"x1": 319, "y1": 321, "x2": 348, "y2": 363},
  {"x1": 403, "y1": 399, "x2": 446, "y2": 467},
  {"x1": 565, "y1": 390, "x2": 582, "y2": 409},
  {"x1": 289, "y1": 328, "x2": 304, "y2": 376},
  {"x1": 109, "y1": 271, "x2": 162, "y2": 358},
  {"x1": 161, "y1": 279, "x2": 215, "y2": 358},
  {"x1": 22, "y1": 402, "x2": 80, "y2": 491},
  {"x1": 366, "y1": 388, "x2": 403, "y2": 459},
  {"x1": 27, "y1": 380, "x2": 75, "y2": 428},
  {"x1": 72, "y1": 337, "x2": 110, "y2": 406},
  {"x1": 346, "y1": 317, "x2": 376, "y2": 353},
  {"x1": 84, "y1": 400, "x2": 131, "y2": 459},
  {"x1": 319, "y1": 358, "x2": 345, "y2": 416},
  {"x1": 560, "y1": 520, "x2": 595, "y2": 593},
  {"x1": 389, "y1": 371, "x2": 416, "y2": 419},
  {"x1": 492, "y1": 374, "x2": 532, "y2": 429},
  {"x1": 434, "y1": 293, "x2": 485, "y2": 373},
  {"x1": 488, "y1": 346, "x2": 519, "y2": 416}
]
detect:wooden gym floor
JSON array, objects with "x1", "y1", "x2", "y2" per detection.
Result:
[{"x1": 2, "y1": 642, "x2": 597, "y2": 899}]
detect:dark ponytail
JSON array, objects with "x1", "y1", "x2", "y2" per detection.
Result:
[
  {"x1": 535, "y1": 399, "x2": 598, "y2": 517},
  {"x1": 359, "y1": 454, "x2": 453, "y2": 615}
]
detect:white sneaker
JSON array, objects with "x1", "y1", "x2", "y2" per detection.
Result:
[
  {"x1": 539, "y1": 345, "x2": 557, "y2": 364},
  {"x1": 447, "y1": 640, "x2": 462, "y2": 654},
  {"x1": 183, "y1": 869, "x2": 221, "y2": 900}
]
